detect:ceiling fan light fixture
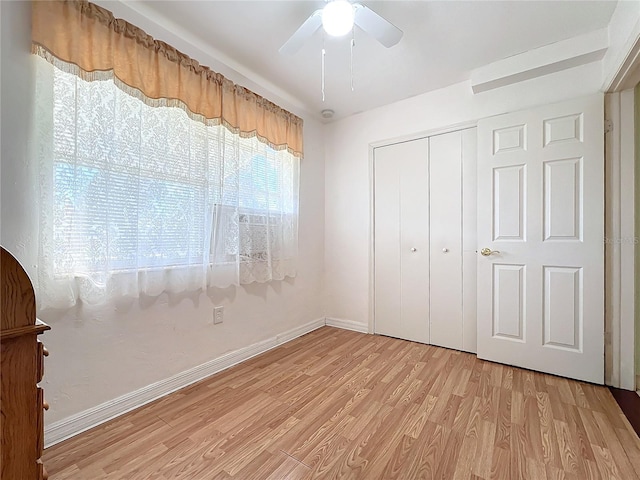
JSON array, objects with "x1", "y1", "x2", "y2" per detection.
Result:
[{"x1": 322, "y1": 0, "x2": 355, "y2": 37}]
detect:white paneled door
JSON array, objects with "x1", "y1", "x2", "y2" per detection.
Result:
[{"x1": 477, "y1": 94, "x2": 604, "y2": 384}]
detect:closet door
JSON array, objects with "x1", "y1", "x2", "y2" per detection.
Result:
[
  {"x1": 374, "y1": 138, "x2": 430, "y2": 344},
  {"x1": 428, "y1": 128, "x2": 477, "y2": 352},
  {"x1": 429, "y1": 130, "x2": 465, "y2": 351},
  {"x1": 374, "y1": 130, "x2": 476, "y2": 349}
]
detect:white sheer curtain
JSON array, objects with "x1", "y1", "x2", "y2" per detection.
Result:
[{"x1": 33, "y1": 56, "x2": 299, "y2": 310}]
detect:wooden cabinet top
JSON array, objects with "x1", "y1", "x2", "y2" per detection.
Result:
[{"x1": 1, "y1": 247, "x2": 45, "y2": 334}]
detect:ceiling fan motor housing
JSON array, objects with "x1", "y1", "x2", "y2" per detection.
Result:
[{"x1": 322, "y1": 0, "x2": 355, "y2": 37}]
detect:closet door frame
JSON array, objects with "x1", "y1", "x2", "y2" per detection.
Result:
[{"x1": 369, "y1": 121, "x2": 478, "y2": 350}]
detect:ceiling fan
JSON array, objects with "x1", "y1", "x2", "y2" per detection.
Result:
[{"x1": 279, "y1": 0, "x2": 404, "y2": 55}]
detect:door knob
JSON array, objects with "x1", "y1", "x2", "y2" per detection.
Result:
[
  {"x1": 442, "y1": 248, "x2": 449, "y2": 253},
  {"x1": 410, "y1": 247, "x2": 417, "y2": 252},
  {"x1": 480, "y1": 247, "x2": 500, "y2": 256}
]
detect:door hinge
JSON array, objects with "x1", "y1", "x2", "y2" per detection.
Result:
[{"x1": 605, "y1": 119, "x2": 614, "y2": 133}]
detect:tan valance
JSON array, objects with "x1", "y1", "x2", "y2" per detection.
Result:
[{"x1": 31, "y1": 0, "x2": 304, "y2": 158}]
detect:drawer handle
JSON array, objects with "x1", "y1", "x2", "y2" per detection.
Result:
[
  {"x1": 42, "y1": 346, "x2": 49, "y2": 357},
  {"x1": 43, "y1": 400, "x2": 49, "y2": 411}
]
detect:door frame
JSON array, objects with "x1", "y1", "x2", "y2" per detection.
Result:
[
  {"x1": 367, "y1": 121, "x2": 478, "y2": 337},
  {"x1": 605, "y1": 91, "x2": 636, "y2": 390},
  {"x1": 604, "y1": 29, "x2": 640, "y2": 390}
]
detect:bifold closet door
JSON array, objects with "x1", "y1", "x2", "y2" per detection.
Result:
[
  {"x1": 374, "y1": 138, "x2": 430, "y2": 344},
  {"x1": 428, "y1": 128, "x2": 478, "y2": 352},
  {"x1": 374, "y1": 129, "x2": 477, "y2": 350},
  {"x1": 429, "y1": 131, "x2": 464, "y2": 351}
]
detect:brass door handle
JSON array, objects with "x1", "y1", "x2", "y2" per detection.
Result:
[{"x1": 480, "y1": 248, "x2": 500, "y2": 256}]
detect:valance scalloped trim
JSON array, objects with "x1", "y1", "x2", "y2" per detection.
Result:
[
  {"x1": 32, "y1": 46, "x2": 302, "y2": 158},
  {"x1": 31, "y1": 0, "x2": 304, "y2": 159}
]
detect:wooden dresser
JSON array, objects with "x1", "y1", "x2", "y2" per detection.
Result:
[{"x1": 1, "y1": 247, "x2": 50, "y2": 479}]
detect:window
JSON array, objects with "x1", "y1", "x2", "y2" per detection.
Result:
[{"x1": 34, "y1": 58, "x2": 299, "y2": 308}]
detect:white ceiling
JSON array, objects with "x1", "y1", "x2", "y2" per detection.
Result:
[{"x1": 130, "y1": 1, "x2": 617, "y2": 121}]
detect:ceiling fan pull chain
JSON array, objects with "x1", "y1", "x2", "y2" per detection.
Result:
[
  {"x1": 321, "y1": 47, "x2": 326, "y2": 102},
  {"x1": 351, "y1": 28, "x2": 355, "y2": 92},
  {"x1": 321, "y1": 35, "x2": 326, "y2": 102}
]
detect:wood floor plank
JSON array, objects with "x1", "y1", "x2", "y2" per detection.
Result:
[
  {"x1": 42, "y1": 327, "x2": 640, "y2": 479},
  {"x1": 592, "y1": 410, "x2": 639, "y2": 479},
  {"x1": 404, "y1": 420, "x2": 450, "y2": 479},
  {"x1": 615, "y1": 427, "x2": 640, "y2": 473},
  {"x1": 547, "y1": 384, "x2": 569, "y2": 423},
  {"x1": 536, "y1": 391, "x2": 563, "y2": 469},
  {"x1": 434, "y1": 429, "x2": 464, "y2": 479},
  {"x1": 592, "y1": 445, "x2": 622, "y2": 479},
  {"x1": 474, "y1": 420, "x2": 497, "y2": 478},
  {"x1": 510, "y1": 424, "x2": 528, "y2": 479},
  {"x1": 523, "y1": 393, "x2": 546, "y2": 462},
  {"x1": 452, "y1": 431, "x2": 479, "y2": 480},
  {"x1": 553, "y1": 419, "x2": 586, "y2": 477},
  {"x1": 511, "y1": 390, "x2": 525, "y2": 425},
  {"x1": 566, "y1": 404, "x2": 596, "y2": 462},
  {"x1": 377, "y1": 433, "x2": 416, "y2": 480},
  {"x1": 577, "y1": 406, "x2": 607, "y2": 448},
  {"x1": 494, "y1": 389, "x2": 511, "y2": 450},
  {"x1": 489, "y1": 446, "x2": 510, "y2": 480}
]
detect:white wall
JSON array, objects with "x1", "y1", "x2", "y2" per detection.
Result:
[
  {"x1": 324, "y1": 62, "x2": 604, "y2": 328},
  {"x1": 0, "y1": 1, "x2": 325, "y2": 424},
  {"x1": 602, "y1": 0, "x2": 640, "y2": 90}
]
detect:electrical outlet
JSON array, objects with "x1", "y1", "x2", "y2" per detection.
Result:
[{"x1": 213, "y1": 306, "x2": 224, "y2": 324}]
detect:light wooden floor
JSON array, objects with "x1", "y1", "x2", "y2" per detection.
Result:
[{"x1": 43, "y1": 327, "x2": 640, "y2": 479}]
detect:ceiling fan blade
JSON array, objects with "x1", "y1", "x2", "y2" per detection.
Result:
[
  {"x1": 279, "y1": 9, "x2": 323, "y2": 55},
  {"x1": 353, "y1": 4, "x2": 403, "y2": 48}
]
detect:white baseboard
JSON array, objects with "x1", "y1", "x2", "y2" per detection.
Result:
[
  {"x1": 44, "y1": 317, "x2": 325, "y2": 448},
  {"x1": 325, "y1": 317, "x2": 369, "y2": 334}
]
